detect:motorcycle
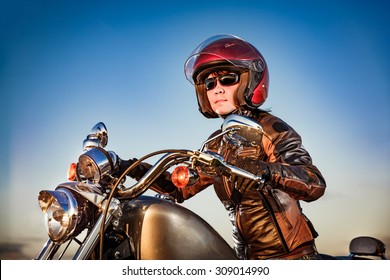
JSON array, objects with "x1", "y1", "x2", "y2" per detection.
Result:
[{"x1": 35, "y1": 114, "x2": 387, "y2": 260}]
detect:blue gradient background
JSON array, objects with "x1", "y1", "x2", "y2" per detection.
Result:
[{"x1": 1, "y1": 0, "x2": 389, "y2": 259}]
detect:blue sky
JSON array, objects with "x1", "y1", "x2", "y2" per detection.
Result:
[{"x1": 0, "y1": 0, "x2": 389, "y2": 259}]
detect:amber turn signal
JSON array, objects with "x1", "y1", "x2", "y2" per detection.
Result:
[
  {"x1": 171, "y1": 166, "x2": 190, "y2": 188},
  {"x1": 67, "y1": 162, "x2": 77, "y2": 181}
]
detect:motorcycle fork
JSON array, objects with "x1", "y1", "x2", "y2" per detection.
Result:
[{"x1": 72, "y1": 198, "x2": 121, "y2": 259}]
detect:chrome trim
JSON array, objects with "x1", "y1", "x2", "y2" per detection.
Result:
[{"x1": 56, "y1": 181, "x2": 105, "y2": 207}]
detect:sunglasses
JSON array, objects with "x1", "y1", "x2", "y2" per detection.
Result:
[{"x1": 204, "y1": 73, "x2": 240, "y2": 91}]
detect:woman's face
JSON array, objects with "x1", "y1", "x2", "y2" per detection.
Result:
[{"x1": 205, "y1": 72, "x2": 239, "y2": 116}]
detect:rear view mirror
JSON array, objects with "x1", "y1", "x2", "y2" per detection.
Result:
[
  {"x1": 222, "y1": 114, "x2": 263, "y2": 147},
  {"x1": 349, "y1": 236, "x2": 387, "y2": 259},
  {"x1": 82, "y1": 122, "x2": 108, "y2": 151}
]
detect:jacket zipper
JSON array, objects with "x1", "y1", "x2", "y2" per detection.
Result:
[
  {"x1": 235, "y1": 205, "x2": 249, "y2": 259},
  {"x1": 258, "y1": 190, "x2": 290, "y2": 253},
  {"x1": 269, "y1": 189, "x2": 293, "y2": 230}
]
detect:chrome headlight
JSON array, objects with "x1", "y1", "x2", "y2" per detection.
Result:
[
  {"x1": 38, "y1": 188, "x2": 82, "y2": 243},
  {"x1": 77, "y1": 147, "x2": 116, "y2": 182}
]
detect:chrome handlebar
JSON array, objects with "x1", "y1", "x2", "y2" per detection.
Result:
[{"x1": 117, "y1": 149, "x2": 263, "y2": 199}]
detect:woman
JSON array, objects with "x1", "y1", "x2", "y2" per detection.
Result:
[{"x1": 121, "y1": 34, "x2": 326, "y2": 260}]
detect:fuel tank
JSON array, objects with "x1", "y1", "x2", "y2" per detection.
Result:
[{"x1": 119, "y1": 195, "x2": 238, "y2": 260}]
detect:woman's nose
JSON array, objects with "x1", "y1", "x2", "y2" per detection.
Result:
[{"x1": 213, "y1": 81, "x2": 225, "y2": 94}]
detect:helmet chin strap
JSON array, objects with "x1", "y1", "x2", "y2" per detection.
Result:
[
  {"x1": 217, "y1": 109, "x2": 238, "y2": 119},
  {"x1": 217, "y1": 108, "x2": 251, "y2": 119}
]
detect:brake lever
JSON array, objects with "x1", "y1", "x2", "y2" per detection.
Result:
[{"x1": 192, "y1": 150, "x2": 264, "y2": 185}]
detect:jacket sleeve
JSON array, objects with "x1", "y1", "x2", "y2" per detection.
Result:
[{"x1": 258, "y1": 113, "x2": 326, "y2": 202}]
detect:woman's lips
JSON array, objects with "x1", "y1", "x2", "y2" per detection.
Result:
[{"x1": 215, "y1": 99, "x2": 227, "y2": 104}]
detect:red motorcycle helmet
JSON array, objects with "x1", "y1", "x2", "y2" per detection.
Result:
[{"x1": 184, "y1": 34, "x2": 269, "y2": 118}]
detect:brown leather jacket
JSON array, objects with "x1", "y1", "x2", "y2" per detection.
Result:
[{"x1": 150, "y1": 110, "x2": 326, "y2": 259}]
